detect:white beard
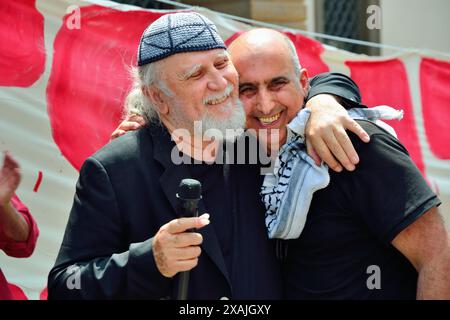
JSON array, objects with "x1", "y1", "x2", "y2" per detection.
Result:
[
  {"x1": 201, "y1": 98, "x2": 246, "y2": 142},
  {"x1": 170, "y1": 96, "x2": 246, "y2": 143}
]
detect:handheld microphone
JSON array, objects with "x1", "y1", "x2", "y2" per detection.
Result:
[{"x1": 176, "y1": 178, "x2": 202, "y2": 300}]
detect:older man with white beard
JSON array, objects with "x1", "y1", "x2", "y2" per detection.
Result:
[{"x1": 48, "y1": 12, "x2": 370, "y2": 300}]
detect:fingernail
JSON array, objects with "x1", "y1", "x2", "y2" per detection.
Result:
[
  {"x1": 347, "y1": 164, "x2": 355, "y2": 171},
  {"x1": 363, "y1": 135, "x2": 370, "y2": 142},
  {"x1": 199, "y1": 218, "x2": 210, "y2": 225},
  {"x1": 199, "y1": 213, "x2": 210, "y2": 220},
  {"x1": 352, "y1": 156, "x2": 359, "y2": 164}
]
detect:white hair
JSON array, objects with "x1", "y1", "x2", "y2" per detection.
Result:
[
  {"x1": 283, "y1": 36, "x2": 302, "y2": 80},
  {"x1": 124, "y1": 61, "x2": 172, "y2": 123}
]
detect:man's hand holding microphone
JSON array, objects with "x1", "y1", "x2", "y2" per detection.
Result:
[
  {"x1": 152, "y1": 213, "x2": 209, "y2": 278},
  {"x1": 152, "y1": 179, "x2": 206, "y2": 299}
]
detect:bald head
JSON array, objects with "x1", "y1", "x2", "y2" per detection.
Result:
[
  {"x1": 228, "y1": 28, "x2": 301, "y2": 78},
  {"x1": 226, "y1": 28, "x2": 309, "y2": 151}
]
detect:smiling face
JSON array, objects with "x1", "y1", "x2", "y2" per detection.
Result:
[
  {"x1": 228, "y1": 29, "x2": 309, "y2": 150},
  {"x1": 149, "y1": 48, "x2": 243, "y2": 136}
]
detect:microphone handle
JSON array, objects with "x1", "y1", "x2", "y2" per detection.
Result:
[
  {"x1": 176, "y1": 200, "x2": 199, "y2": 300},
  {"x1": 177, "y1": 271, "x2": 190, "y2": 300}
]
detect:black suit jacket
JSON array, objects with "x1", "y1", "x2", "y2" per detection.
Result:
[
  {"x1": 48, "y1": 72, "x2": 362, "y2": 299},
  {"x1": 48, "y1": 123, "x2": 283, "y2": 299}
]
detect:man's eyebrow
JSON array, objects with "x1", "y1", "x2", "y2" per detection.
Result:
[
  {"x1": 216, "y1": 52, "x2": 229, "y2": 59},
  {"x1": 239, "y1": 76, "x2": 289, "y2": 89},
  {"x1": 177, "y1": 64, "x2": 201, "y2": 80},
  {"x1": 267, "y1": 76, "x2": 289, "y2": 84},
  {"x1": 239, "y1": 82, "x2": 257, "y2": 89}
]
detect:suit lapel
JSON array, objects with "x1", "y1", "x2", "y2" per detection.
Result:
[{"x1": 148, "y1": 123, "x2": 231, "y2": 288}]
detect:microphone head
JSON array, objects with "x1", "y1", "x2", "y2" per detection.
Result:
[{"x1": 177, "y1": 178, "x2": 202, "y2": 200}]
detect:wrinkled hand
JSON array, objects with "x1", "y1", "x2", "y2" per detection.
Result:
[
  {"x1": 305, "y1": 94, "x2": 370, "y2": 172},
  {"x1": 110, "y1": 114, "x2": 145, "y2": 141},
  {"x1": 0, "y1": 152, "x2": 21, "y2": 207},
  {"x1": 153, "y1": 213, "x2": 210, "y2": 278}
]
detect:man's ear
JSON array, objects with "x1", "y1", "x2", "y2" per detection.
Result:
[
  {"x1": 143, "y1": 85, "x2": 169, "y2": 114},
  {"x1": 299, "y1": 68, "x2": 310, "y2": 95}
]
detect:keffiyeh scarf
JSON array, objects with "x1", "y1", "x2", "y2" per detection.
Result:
[{"x1": 261, "y1": 106, "x2": 404, "y2": 239}]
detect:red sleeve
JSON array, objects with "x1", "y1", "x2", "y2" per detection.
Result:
[{"x1": 0, "y1": 194, "x2": 39, "y2": 257}]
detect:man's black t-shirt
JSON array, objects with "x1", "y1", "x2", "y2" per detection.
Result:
[{"x1": 283, "y1": 120, "x2": 441, "y2": 299}]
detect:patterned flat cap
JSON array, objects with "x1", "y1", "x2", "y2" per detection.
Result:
[{"x1": 138, "y1": 12, "x2": 226, "y2": 66}]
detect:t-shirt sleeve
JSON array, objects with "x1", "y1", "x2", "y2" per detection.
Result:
[
  {"x1": 347, "y1": 121, "x2": 441, "y2": 245},
  {"x1": 307, "y1": 72, "x2": 366, "y2": 109}
]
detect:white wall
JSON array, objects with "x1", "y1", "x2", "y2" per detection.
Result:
[{"x1": 380, "y1": 0, "x2": 450, "y2": 54}]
